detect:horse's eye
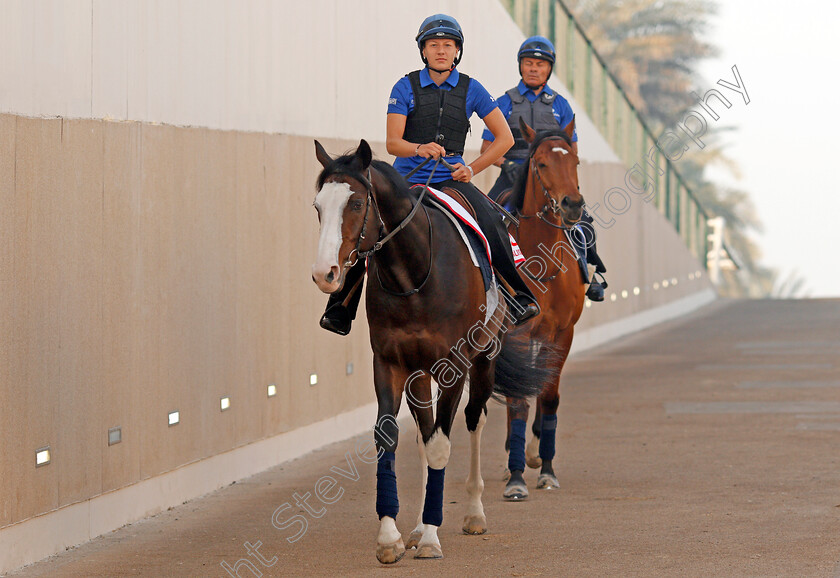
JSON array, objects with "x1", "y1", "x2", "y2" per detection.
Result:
[
  {"x1": 538, "y1": 162, "x2": 548, "y2": 169},
  {"x1": 350, "y1": 200, "x2": 365, "y2": 211}
]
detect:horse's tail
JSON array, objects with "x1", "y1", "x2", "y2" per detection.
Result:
[{"x1": 492, "y1": 330, "x2": 563, "y2": 400}]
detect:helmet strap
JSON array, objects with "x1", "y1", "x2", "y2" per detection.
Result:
[{"x1": 427, "y1": 63, "x2": 455, "y2": 75}]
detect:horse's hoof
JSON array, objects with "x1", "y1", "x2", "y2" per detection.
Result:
[
  {"x1": 526, "y1": 437, "x2": 542, "y2": 469},
  {"x1": 376, "y1": 539, "x2": 406, "y2": 564},
  {"x1": 536, "y1": 473, "x2": 560, "y2": 490},
  {"x1": 414, "y1": 543, "x2": 444, "y2": 559},
  {"x1": 405, "y1": 529, "x2": 423, "y2": 550},
  {"x1": 503, "y1": 481, "x2": 529, "y2": 501},
  {"x1": 462, "y1": 514, "x2": 488, "y2": 535},
  {"x1": 502, "y1": 467, "x2": 511, "y2": 482},
  {"x1": 525, "y1": 454, "x2": 543, "y2": 469}
]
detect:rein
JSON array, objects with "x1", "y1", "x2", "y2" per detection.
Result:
[{"x1": 340, "y1": 158, "x2": 444, "y2": 296}]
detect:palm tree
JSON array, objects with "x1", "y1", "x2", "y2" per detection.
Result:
[{"x1": 564, "y1": 0, "x2": 808, "y2": 297}]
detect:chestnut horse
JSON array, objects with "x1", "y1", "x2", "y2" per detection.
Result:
[
  {"x1": 497, "y1": 118, "x2": 587, "y2": 500},
  {"x1": 311, "y1": 140, "x2": 554, "y2": 563}
]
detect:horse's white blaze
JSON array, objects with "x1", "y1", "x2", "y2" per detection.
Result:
[
  {"x1": 377, "y1": 516, "x2": 401, "y2": 545},
  {"x1": 465, "y1": 411, "x2": 486, "y2": 518},
  {"x1": 312, "y1": 181, "x2": 353, "y2": 278},
  {"x1": 552, "y1": 146, "x2": 569, "y2": 155},
  {"x1": 425, "y1": 429, "x2": 451, "y2": 470}
]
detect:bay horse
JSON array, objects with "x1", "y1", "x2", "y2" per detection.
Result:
[
  {"x1": 311, "y1": 140, "x2": 555, "y2": 563},
  {"x1": 496, "y1": 118, "x2": 587, "y2": 500}
]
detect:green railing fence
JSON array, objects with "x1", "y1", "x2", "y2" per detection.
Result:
[{"x1": 502, "y1": 0, "x2": 709, "y2": 265}]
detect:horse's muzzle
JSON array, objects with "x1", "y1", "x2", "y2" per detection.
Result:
[
  {"x1": 311, "y1": 263, "x2": 343, "y2": 294},
  {"x1": 560, "y1": 195, "x2": 584, "y2": 223}
]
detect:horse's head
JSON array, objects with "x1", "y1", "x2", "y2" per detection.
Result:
[
  {"x1": 312, "y1": 139, "x2": 381, "y2": 294},
  {"x1": 520, "y1": 116, "x2": 584, "y2": 226}
]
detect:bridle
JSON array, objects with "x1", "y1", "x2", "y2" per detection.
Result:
[
  {"x1": 328, "y1": 159, "x2": 442, "y2": 296},
  {"x1": 339, "y1": 168, "x2": 384, "y2": 271},
  {"x1": 517, "y1": 133, "x2": 586, "y2": 283},
  {"x1": 519, "y1": 134, "x2": 580, "y2": 231}
]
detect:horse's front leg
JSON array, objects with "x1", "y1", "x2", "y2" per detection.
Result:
[
  {"x1": 504, "y1": 396, "x2": 530, "y2": 500},
  {"x1": 535, "y1": 331, "x2": 572, "y2": 490},
  {"x1": 409, "y1": 372, "x2": 463, "y2": 559},
  {"x1": 373, "y1": 359, "x2": 406, "y2": 564},
  {"x1": 535, "y1": 386, "x2": 561, "y2": 490}
]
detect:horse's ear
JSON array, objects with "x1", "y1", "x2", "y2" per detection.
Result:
[
  {"x1": 354, "y1": 139, "x2": 373, "y2": 171},
  {"x1": 519, "y1": 117, "x2": 537, "y2": 144},
  {"x1": 563, "y1": 116, "x2": 576, "y2": 141},
  {"x1": 314, "y1": 140, "x2": 332, "y2": 168}
]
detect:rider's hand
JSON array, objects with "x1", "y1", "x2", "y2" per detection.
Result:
[
  {"x1": 415, "y1": 142, "x2": 446, "y2": 159},
  {"x1": 450, "y1": 162, "x2": 474, "y2": 183}
]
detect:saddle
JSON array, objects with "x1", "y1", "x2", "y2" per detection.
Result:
[
  {"x1": 439, "y1": 186, "x2": 477, "y2": 220},
  {"x1": 440, "y1": 186, "x2": 520, "y2": 228}
]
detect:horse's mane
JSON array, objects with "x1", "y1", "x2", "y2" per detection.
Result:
[
  {"x1": 317, "y1": 152, "x2": 415, "y2": 201},
  {"x1": 508, "y1": 129, "x2": 573, "y2": 212}
]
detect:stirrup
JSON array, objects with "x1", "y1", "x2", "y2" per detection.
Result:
[
  {"x1": 586, "y1": 273, "x2": 607, "y2": 302},
  {"x1": 319, "y1": 306, "x2": 352, "y2": 336},
  {"x1": 512, "y1": 295, "x2": 540, "y2": 325}
]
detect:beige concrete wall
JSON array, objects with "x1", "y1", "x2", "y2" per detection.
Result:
[{"x1": 0, "y1": 115, "x2": 381, "y2": 529}]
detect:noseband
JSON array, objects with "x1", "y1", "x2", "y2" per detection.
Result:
[
  {"x1": 328, "y1": 161, "x2": 441, "y2": 296},
  {"x1": 340, "y1": 168, "x2": 385, "y2": 271}
]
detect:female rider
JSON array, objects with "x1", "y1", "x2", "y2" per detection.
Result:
[{"x1": 320, "y1": 14, "x2": 540, "y2": 335}]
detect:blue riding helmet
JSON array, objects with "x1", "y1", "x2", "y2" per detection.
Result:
[
  {"x1": 416, "y1": 14, "x2": 464, "y2": 66},
  {"x1": 518, "y1": 36, "x2": 556, "y2": 65}
]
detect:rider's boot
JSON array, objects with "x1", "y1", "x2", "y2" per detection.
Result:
[
  {"x1": 579, "y1": 211, "x2": 608, "y2": 303},
  {"x1": 320, "y1": 261, "x2": 365, "y2": 336},
  {"x1": 585, "y1": 274, "x2": 606, "y2": 302}
]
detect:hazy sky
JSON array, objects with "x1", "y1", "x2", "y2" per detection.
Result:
[{"x1": 698, "y1": 0, "x2": 840, "y2": 297}]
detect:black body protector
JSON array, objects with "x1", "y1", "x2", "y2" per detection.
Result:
[
  {"x1": 505, "y1": 87, "x2": 558, "y2": 161},
  {"x1": 403, "y1": 70, "x2": 471, "y2": 155}
]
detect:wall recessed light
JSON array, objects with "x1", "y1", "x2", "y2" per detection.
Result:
[
  {"x1": 36, "y1": 447, "x2": 51, "y2": 467},
  {"x1": 346, "y1": 363, "x2": 354, "y2": 376},
  {"x1": 653, "y1": 282, "x2": 660, "y2": 290},
  {"x1": 220, "y1": 396, "x2": 231, "y2": 411},
  {"x1": 108, "y1": 427, "x2": 122, "y2": 446},
  {"x1": 267, "y1": 384, "x2": 277, "y2": 397},
  {"x1": 633, "y1": 287, "x2": 640, "y2": 295},
  {"x1": 168, "y1": 411, "x2": 180, "y2": 426},
  {"x1": 610, "y1": 293, "x2": 617, "y2": 302},
  {"x1": 662, "y1": 280, "x2": 670, "y2": 288},
  {"x1": 310, "y1": 374, "x2": 318, "y2": 386},
  {"x1": 621, "y1": 290, "x2": 628, "y2": 299}
]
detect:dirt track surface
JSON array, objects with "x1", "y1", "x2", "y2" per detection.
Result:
[{"x1": 10, "y1": 299, "x2": 840, "y2": 577}]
